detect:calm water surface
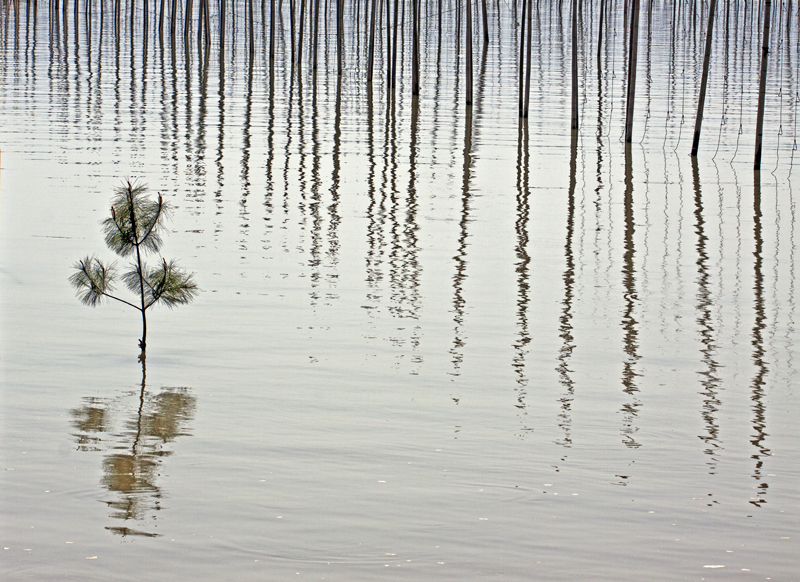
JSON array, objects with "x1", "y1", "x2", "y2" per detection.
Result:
[{"x1": 1, "y1": 1, "x2": 798, "y2": 580}]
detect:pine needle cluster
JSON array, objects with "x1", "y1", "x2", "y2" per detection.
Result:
[{"x1": 70, "y1": 180, "x2": 198, "y2": 357}]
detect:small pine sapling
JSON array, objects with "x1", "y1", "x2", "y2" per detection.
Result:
[{"x1": 70, "y1": 180, "x2": 198, "y2": 359}]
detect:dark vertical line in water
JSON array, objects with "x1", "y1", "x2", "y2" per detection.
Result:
[
  {"x1": 691, "y1": 156, "x2": 722, "y2": 474},
  {"x1": 594, "y1": 37, "x2": 605, "y2": 295},
  {"x1": 241, "y1": 56, "x2": 253, "y2": 241},
  {"x1": 620, "y1": 144, "x2": 641, "y2": 449},
  {"x1": 513, "y1": 115, "x2": 531, "y2": 433},
  {"x1": 215, "y1": 19, "x2": 226, "y2": 232},
  {"x1": 365, "y1": 84, "x2": 383, "y2": 310},
  {"x1": 556, "y1": 129, "x2": 578, "y2": 447},
  {"x1": 406, "y1": 89, "x2": 422, "y2": 370},
  {"x1": 265, "y1": 47, "x2": 276, "y2": 239},
  {"x1": 749, "y1": 172, "x2": 770, "y2": 506},
  {"x1": 196, "y1": 30, "x2": 209, "y2": 196},
  {"x1": 449, "y1": 101, "x2": 473, "y2": 380},
  {"x1": 327, "y1": 74, "x2": 342, "y2": 282}
]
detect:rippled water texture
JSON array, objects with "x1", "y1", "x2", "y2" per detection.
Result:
[{"x1": 1, "y1": 1, "x2": 798, "y2": 580}]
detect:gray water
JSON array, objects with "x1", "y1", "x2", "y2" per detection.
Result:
[{"x1": 1, "y1": 1, "x2": 798, "y2": 580}]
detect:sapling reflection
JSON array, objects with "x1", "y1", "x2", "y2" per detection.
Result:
[{"x1": 70, "y1": 180, "x2": 198, "y2": 359}]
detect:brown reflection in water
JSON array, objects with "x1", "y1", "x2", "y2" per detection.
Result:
[
  {"x1": 620, "y1": 144, "x2": 641, "y2": 449},
  {"x1": 555, "y1": 130, "x2": 578, "y2": 447},
  {"x1": 449, "y1": 103, "x2": 473, "y2": 380},
  {"x1": 512, "y1": 118, "x2": 531, "y2": 431},
  {"x1": 365, "y1": 84, "x2": 386, "y2": 310},
  {"x1": 240, "y1": 55, "x2": 254, "y2": 240},
  {"x1": 749, "y1": 172, "x2": 770, "y2": 507},
  {"x1": 70, "y1": 360, "x2": 196, "y2": 538},
  {"x1": 401, "y1": 94, "x2": 422, "y2": 354},
  {"x1": 691, "y1": 157, "x2": 722, "y2": 472},
  {"x1": 327, "y1": 74, "x2": 342, "y2": 287}
]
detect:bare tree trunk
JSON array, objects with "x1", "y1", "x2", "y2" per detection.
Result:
[
  {"x1": 571, "y1": 0, "x2": 579, "y2": 129},
  {"x1": 518, "y1": 0, "x2": 527, "y2": 116},
  {"x1": 270, "y1": 0, "x2": 277, "y2": 68},
  {"x1": 481, "y1": 0, "x2": 488, "y2": 45},
  {"x1": 248, "y1": 0, "x2": 255, "y2": 62},
  {"x1": 312, "y1": 0, "x2": 320, "y2": 72},
  {"x1": 368, "y1": 0, "x2": 377, "y2": 81},
  {"x1": 391, "y1": 0, "x2": 399, "y2": 89},
  {"x1": 298, "y1": 0, "x2": 307, "y2": 79},
  {"x1": 184, "y1": 0, "x2": 193, "y2": 46},
  {"x1": 466, "y1": 0, "x2": 473, "y2": 105},
  {"x1": 523, "y1": 0, "x2": 532, "y2": 117},
  {"x1": 691, "y1": 0, "x2": 717, "y2": 156},
  {"x1": 170, "y1": 0, "x2": 177, "y2": 40},
  {"x1": 337, "y1": 0, "x2": 344, "y2": 75},
  {"x1": 624, "y1": 0, "x2": 640, "y2": 143},
  {"x1": 412, "y1": 0, "x2": 420, "y2": 94},
  {"x1": 754, "y1": 0, "x2": 771, "y2": 170},
  {"x1": 597, "y1": 0, "x2": 604, "y2": 65}
]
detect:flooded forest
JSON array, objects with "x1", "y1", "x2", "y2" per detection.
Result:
[{"x1": 1, "y1": 0, "x2": 798, "y2": 581}]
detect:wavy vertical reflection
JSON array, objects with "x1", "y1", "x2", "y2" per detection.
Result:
[
  {"x1": 749, "y1": 173, "x2": 771, "y2": 507},
  {"x1": 70, "y1": 361, "x2": 196, "y2": 537},
  {"x1": 556, "y1": 130, "x2": 578, "y2": 447},
  {"x1": 513, "y1": 117, "x2": 531, "y2": 432},
  {"x1": 620, "y1": 144, "x2": 642, "y2": 449},
  {"x1": 691, "y1": 157, "x2": 722, "y2": 472},
  {"x1": 450, "y1": 105, "x2": 473, "y2": 380}
]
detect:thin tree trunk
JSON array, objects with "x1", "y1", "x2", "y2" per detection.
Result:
[
  {"x1": 184, "y1": 0, "x2": 193, "y2": 45},
  {"x1": 523, "y1": 0, "x2": 533, "y2": 117},
  {"x1": 597, "y1": 0, "x2": 604, "y2": 67},
  {"x1": 754, "y1": 0, "x2": 771, "y2": 170},
  {"x1": 312, "y1": 0, "x2": 319, "y2": 72},
  {"x1": 624, "y1": 0, "x2": 640, "y2": 143},
  {"x1": 691, "y1": 0, "x2": 717, "y2": 156},
  {"x1": 170, "y1": 0, "x2": 177, "y2": 39},
  {"x1": 481, "y1": 0, "x2": 488, "y2": 45},
  {"x1": 337, "y1": 0, "x2": 344, "y2": 75},
  {"x1": 290, "y1": 0, "x2": 296, "y2": 63},
  {"x1": 368, "y1": 0, "x2": 377, "y2": 81},
  {"x1": 412, "y1": 0, "x2": 420, "y2": 94},
  {"x1": 249, "y1": 0, "x2": 255, "y2": 61},
  {"x1": 466, "y1": 0, "x2": 473, "y2": 105},
  {"x1": 518, "y1": 0, "x2": 527, "y2": 116},
  {"x1": 571, "y1": 0, "x2": 579, "y2": 129},
  {"x1": 270, "y1": 0, "x2": 276, "y2": 67},
  {"x1": 298, "y1": 0, "x2": 307, "y2": 79},
  {"x1": 391, "y1": 0, "x2": 399, "y2": 89}
]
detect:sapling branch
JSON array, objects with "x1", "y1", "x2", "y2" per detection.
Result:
[{"x1": 70, "y1": 180, "x2": 198, "y2": 359}]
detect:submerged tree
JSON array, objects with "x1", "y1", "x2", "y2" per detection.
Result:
[{"x1": 70, "y1": 180, "x2": 198, "y2": 359}]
